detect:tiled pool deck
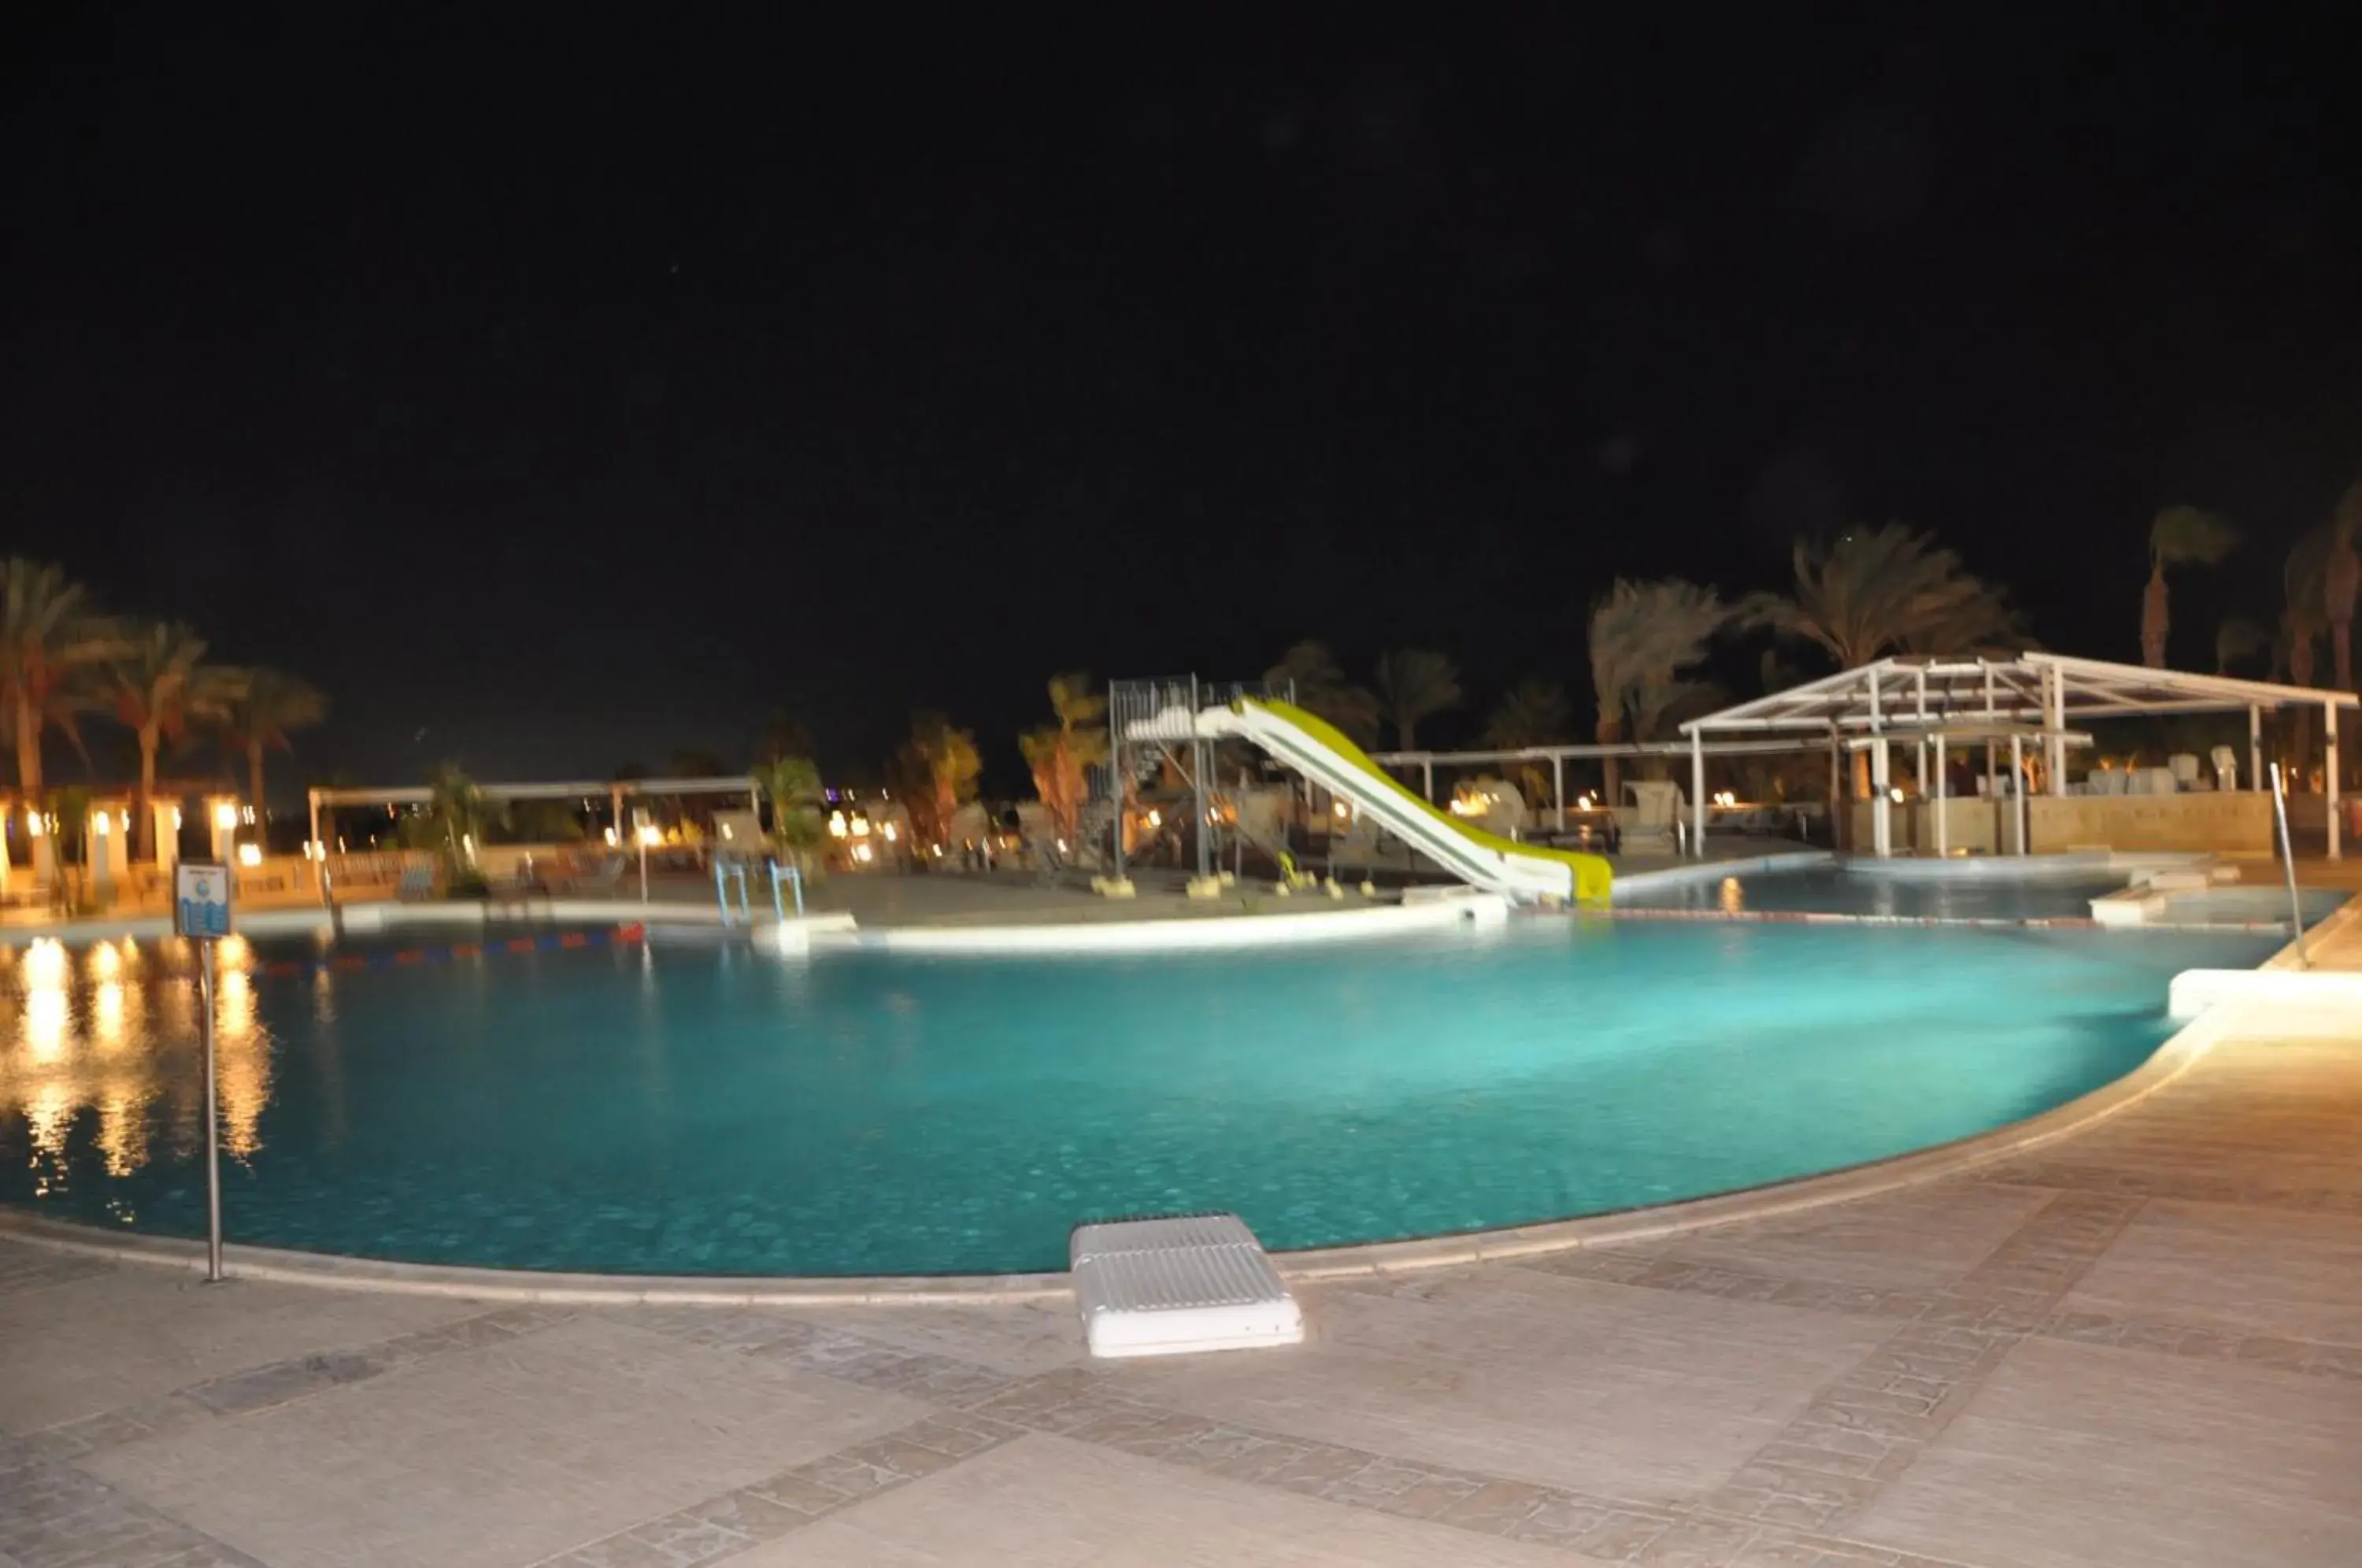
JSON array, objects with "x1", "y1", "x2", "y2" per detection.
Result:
[{"x1": 6, "y1": 958, "x2": 2361, "y2": 1567}]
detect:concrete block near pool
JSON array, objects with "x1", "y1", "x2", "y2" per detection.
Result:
[{"x1": 1071, "y1": 1214, "x2": 1304, "y2": 1359}]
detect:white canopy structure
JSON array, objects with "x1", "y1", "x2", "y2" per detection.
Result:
[
  {"x1": 1679, "y1": 653, "x2": 2356, "y2": 860},
  {"x1": 306, "y1": 776, "x2": 765, "y2": 858}
]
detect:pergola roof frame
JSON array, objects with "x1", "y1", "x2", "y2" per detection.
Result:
[
  {"x1": 1679, "y1": 652, "x2": 2357, "y2": 737},
  {"x1": 1673, "y1": 650, "x2": 2349, "y2": 863},
  {"x1": 309, "y1": 776, "x2": 765, "y2": 810}
]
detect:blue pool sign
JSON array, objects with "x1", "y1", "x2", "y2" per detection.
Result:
[{"x1": 175, "y1": 860, "x2": 233, "y2": 940}]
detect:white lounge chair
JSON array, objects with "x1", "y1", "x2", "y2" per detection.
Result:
[
  {"x1": 1620, "y1": 780, "x2": 1685, "y2": 854},
  {"x1": 566, "y1": 853, "x2": 629, "y2": 894}
]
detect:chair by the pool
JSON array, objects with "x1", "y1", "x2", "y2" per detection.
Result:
[
  {"x1": 1622, "y1": 780, "x2": 1685, "y2": 853},
  {"x1": 570, "y1": 853, "x2": 628, "y2": 894}
]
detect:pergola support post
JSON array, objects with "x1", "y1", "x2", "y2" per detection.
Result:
[
  {"x1": 2330, "y1": 701, "x2": 2343, "y2": 862},
  {"x1": 1690, "y1": 730, "x2": 1707, "y2": 859},
  {"x1": 1828, "y1": 730, "x2": 1843, "y2": 852},
  {"x1": 2044, "y1": 663, "x2": 2068, "y2": 795},
  {"x1": 1933, "y1": 734, "x2": 1947, "y2": 857},
  {"x1": 1871, "y1": 738, "x2": 1893, "y2": 858},
  {"x1": 2011, "y1": 734, "x2": 2027, "y2": 855},
  {"x1": 2249, "y1": 706, "x2": 2263, "y2": 794}
]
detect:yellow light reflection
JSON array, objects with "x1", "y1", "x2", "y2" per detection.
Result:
[
  {"x1": 1719, "y1": 877, "x2": 1745, "y2": 915},
  {"x1": 94, "y1": 981, "x2": 127, "y2": 1050},
  {"x1": 98, "y1": 1090, "x2": 150, "y2": 1177},
  {"x1": 214, "y1": 968, "x2": 269, "y2": 1158},
  {"x1": 23, "y1": 987, "x2": 68, "y2": 1065},
  {"x1": 24, "y1": 1082, "x2": 73, "y2": 1178},
  {"x1": 217, "y1": 934, "x2": 251, "y2": 970},
  {"x1": 24, "y1": 937, "x2": 67, "y2": 989},
  {"x1": 219, "y1": 967, "x2": 254, "y2": 1034},
  {"x1": 2, "y1": 934, "x2": 277, "y2": 1183}
]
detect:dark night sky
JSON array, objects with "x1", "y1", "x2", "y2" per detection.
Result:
[{"x1": 4, "y1": 5, "x2": 2358, "y2": 797}]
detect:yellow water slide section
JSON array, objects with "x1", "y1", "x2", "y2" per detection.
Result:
[{"x1": 1240, "y1": 698, "x2": 1612, "y2": 905}]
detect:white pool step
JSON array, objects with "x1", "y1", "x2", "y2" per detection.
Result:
[{"x1": 1069, "y1": 1214, "x2": 1304, "y2": 1359}]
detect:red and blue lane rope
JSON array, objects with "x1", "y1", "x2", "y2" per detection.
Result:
[{"x1": 257, "y1": 923, "x2": 647, "y2": 978}]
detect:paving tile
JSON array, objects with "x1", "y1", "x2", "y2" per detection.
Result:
[
  {"x1": 679, "y1": 1486, "x2": 816, "y2": 1544},
  {"x1": 1574, "y1": 1507, "x2": 1679, "y2": 1559},
  {"x1": 1109, "y1": 1267, "x2": 1889, "y2": 1499},
  {"x1": 1631, "y1": 1516, "x2": 1764, "y2": 1566},
  {"x1": 544, "y1": 1536, "x2": 683, "y2": 1568},
  {"x1": 2057, "y1": 1199, "x2": 2362, "y2": 1345},
  {"x1": 718, "y1": 1433, "x2": 1585, "y2": 1566},
  {"x1": 1848, "y1": 1336, "x2": 2362, "y2": 1567},
  {"x1": 1437, "y1": 1477, "x2": 1553, "y2": 1535},
  {"x1": 1505, "y1": 1493, "x2": 1618, "y2": 1549},
  {"x1": 741, "y1": 1469, "x2": 850, "y2": 1518},
  {"x1": 83, "y1": 1316, "x2": 927, "y2": 1568},
  {"x1": 623, "y1": 1511, "x2": 756, "y2": 1566},
  {"x1": 1657, "y1": 1183, "x2": 2056, "y2": 1293},
  {"x1": 0, "y1": 1271, "x2": 476, "y2": 1436},
  {"x1": 0, "y1": 1438, "x2": 267, "y2": 1568}
]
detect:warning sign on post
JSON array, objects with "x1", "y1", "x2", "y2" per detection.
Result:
[{"x1": 175, "y1": 860, "x2": 233, "y2": 940}]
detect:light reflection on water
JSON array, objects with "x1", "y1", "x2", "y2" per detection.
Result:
[{"x1": 0, "y1": 937, "x2": 281, "y2": 1203}]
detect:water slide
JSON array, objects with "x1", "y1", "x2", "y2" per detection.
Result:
[{"x1": 1187, "y1": 697, "x2": 1612, "y2": 906}]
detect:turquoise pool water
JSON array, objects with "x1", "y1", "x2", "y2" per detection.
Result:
[
  {"x1": 0, "y1": 921, "x2": 2282, "y2": 1275},
  {"x1": 1617, "y1": 867, "x2": 2130, "y2": 920},
  {"x1": 1618, "y1": 867, "x2": 2347, "y2": 924}
]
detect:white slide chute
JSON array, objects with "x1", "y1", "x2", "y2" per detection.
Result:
[{"x1": 1170, "y1": 697, "x2": 1610, "y2": 905}]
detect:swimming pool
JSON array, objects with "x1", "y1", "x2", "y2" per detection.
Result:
[{"x1": 0, "y1": 918, "x2": 2284, "y2": 1276}]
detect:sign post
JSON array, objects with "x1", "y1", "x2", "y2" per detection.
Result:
[{"x1": 175, "y1": 860, "x2": 233, "y2": 1281}]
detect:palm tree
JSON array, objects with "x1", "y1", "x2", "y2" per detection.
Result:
[
  {"x1": 402, "y1": 763, "x2": 498, "y2": 880},
  {"x1": 1589, "y1": 579, "x2": 1727, "y2": 801},
  {"x1": 752, "y1": 755, "x2": 825, "y2": 867},
  {"x1": 894, "y1": 712, "x2": 981, "y2": 850},
  {"x1": 2142, "y1": 506, "x2": 2239, "y2": 668},
  {"x1": 111, "y1": 622, "x2": 245, "y2": 861},
  {"x1": 1264, "y1": 640, "x2": 1380, "y2": 745},
  {"x1": 2276, "y1": 601, "x2": 2324, "y2": 688},
  {"x1": 1483, "y1": 678, "x2": 1572, "y2": 749},
  {"x1": 2212, "y1": 618, "x2": 2268, "y2": 677},
  {"x1": 0, "y1": 559, "x2": 126, "y2": 796},
  {"x1": 1019, "y1": 671, "x2": 1109, "y2": 844},
  {"x1": 1742, "y1": 524, "x2": 2022, "y2": 670},
  {"x1": 1483, "y1": 678, "x2": 1572, "y2": 808},
  {"x1": 1371, "y1": 649, "x2": 1461, "y2": 751},
  {"x1": 1631, "y1": 671, "x2": 1728, "y2": 746},
  {"x1": 2277, "y1": 545, "x2": 2329, "y2": 786},
  {"x1": 220, "y1": 668, "x2": 326, "y2": 822},
  {"x1": 753, "y1": 708, "x2": 814, "y2": 765},
  {"x1": 2327, "y1": 483, "x2": 2362, "y2": 697},
  {"x1": 2284, "y1": 497, "x2": 2362, "y2": 786}
]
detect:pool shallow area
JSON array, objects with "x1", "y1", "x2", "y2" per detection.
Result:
[
  {"x1": 0, "y1": 920, "x2": 2284, "y2": 1277},
  {"x1": 1619, "y1": 866, "x2": 2134, "y2": 921}
]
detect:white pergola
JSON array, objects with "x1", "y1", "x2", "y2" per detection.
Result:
[
  {"x1": 1678, "y1": 653, "x2": 2357, "y2": 861},
  {"x1": 1367, "y1": 737, "x2": 1809, "y2": 815}
]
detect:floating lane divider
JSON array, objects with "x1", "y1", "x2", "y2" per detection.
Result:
[{"x1": 257, "y1": 923, "x2": 648, "y2": 978}]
